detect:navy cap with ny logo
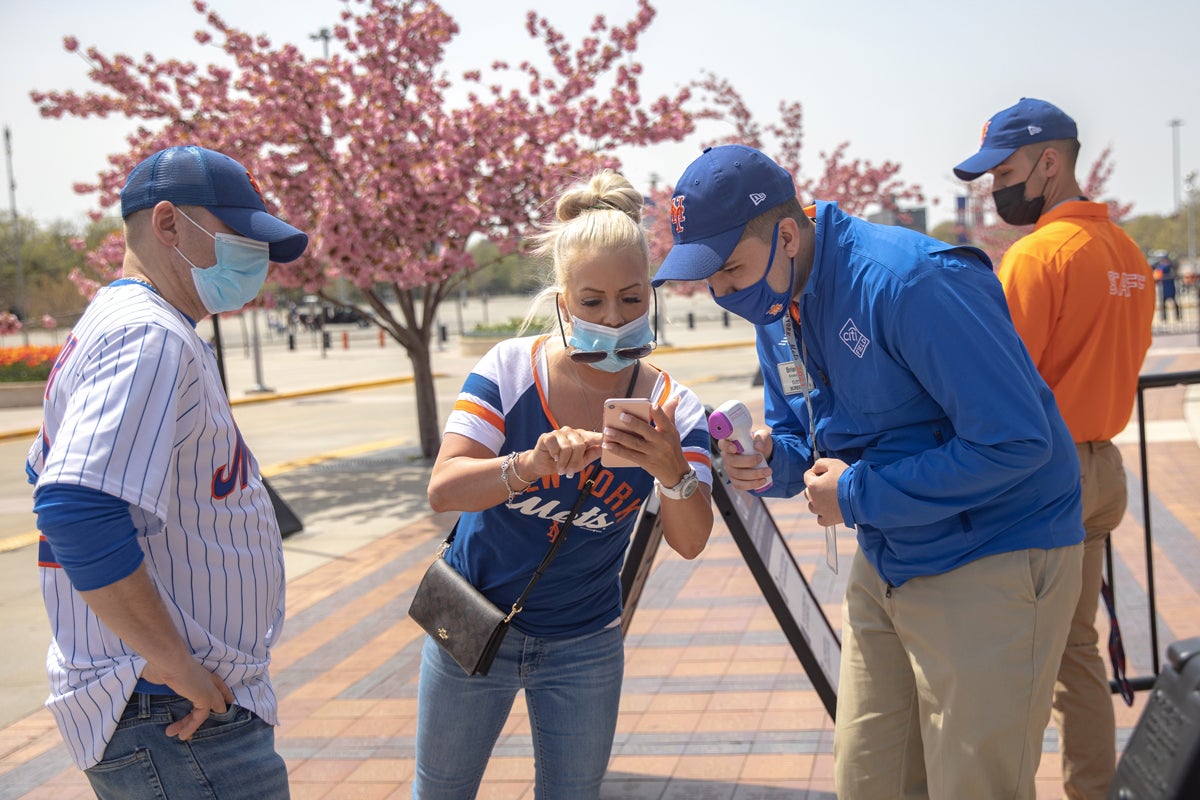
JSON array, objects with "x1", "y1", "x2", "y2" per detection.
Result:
[{"x1": 652, "y1": 144, "x2": 796, "y2": 286}]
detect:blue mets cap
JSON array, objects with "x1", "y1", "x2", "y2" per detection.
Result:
[
  {"x1": 120, "y1": 145, "x2": 309, "y2": 263},
  {"x1": 651, "y1": 144, "x2": 796, "y2": 286},
  {"x1": 954, "y1": 98, "x2": 1078, "y2": 181}
]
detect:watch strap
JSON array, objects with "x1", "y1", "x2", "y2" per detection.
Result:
[{"x1": 656, "y1": 467, "x2": 697, "y2": 499}]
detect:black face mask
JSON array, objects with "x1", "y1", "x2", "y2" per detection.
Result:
[{"x1": 992, "y1": 157, "x2": 1046, "y2": 226}]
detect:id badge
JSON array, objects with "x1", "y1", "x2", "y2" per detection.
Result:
[
  {"x1": 824, "y1": 525, "x2": 838, "y2": 573},
  {"x1": 777, "y1": 361, "x2": 815, "y2": 395}
]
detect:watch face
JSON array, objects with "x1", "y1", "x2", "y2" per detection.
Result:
[{"x1": 678, "y1": 470, "x2": 699, "y2": 499}]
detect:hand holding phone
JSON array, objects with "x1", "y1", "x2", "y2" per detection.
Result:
[{"x1": 600, "y1": 398, "x2": 652, "y2": 469}]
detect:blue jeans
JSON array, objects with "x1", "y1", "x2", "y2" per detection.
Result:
[
  {"x1": 84, "y1": 693, "x2": 289, "y2": 800},
  {"x1": 412, "y1": 624, "x2": 624, "y2": 800}
]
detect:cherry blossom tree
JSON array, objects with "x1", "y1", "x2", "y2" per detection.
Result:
[
  {"x1": 647, "y1": 74, "x2": 926, "y2": 295},
  {"x1": 33, "y1": 0, "x2": 696, "y2": 456}
]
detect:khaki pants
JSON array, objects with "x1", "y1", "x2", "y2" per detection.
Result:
[
  {"x1": 1053, "y1": 441, "x2": 1126, "y2": 799},
  {"x1": 834, "y1": 542, "x2": 1083, "y2": 800}
]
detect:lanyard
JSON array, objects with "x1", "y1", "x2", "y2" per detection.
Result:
[
  {"x1": 783, "y1": 308, "x2": 839, "y2": 572},
  {"x1": 783, "y1": 311, "x2": 820, "y2": 459}
]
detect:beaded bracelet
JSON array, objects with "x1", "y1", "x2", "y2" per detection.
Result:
[{"x1": 500, "y1": 451, "x2": 523, "y2": 503}]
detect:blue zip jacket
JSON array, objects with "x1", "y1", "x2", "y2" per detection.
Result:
[{"x1": 758, "y1": 202, "x2": 1083, "y2": 586}]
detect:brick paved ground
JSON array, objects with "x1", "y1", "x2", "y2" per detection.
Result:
[{"x1": 3, "y1": 338, "x2": 1199, "y2": 799}]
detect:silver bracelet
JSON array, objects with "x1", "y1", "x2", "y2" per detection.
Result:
[
  {"x1": 511, "y1": 451, "x2": 535, "y2": 486},
  {"x1": 500, "y1": 451, "x2": 522, "y2": 503}
]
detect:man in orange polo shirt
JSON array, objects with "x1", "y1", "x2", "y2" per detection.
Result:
[{"x1": 955, "y1": 97, "x2": 1155, "y2": 800}]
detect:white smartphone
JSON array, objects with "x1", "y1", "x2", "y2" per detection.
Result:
[{"x1": 601, "y1": 398, "x2": 652, "y2": 469}]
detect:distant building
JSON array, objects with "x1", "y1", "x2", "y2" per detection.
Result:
[{"x1": 868, "y1": 205, "x2": 927, "y2": 234}]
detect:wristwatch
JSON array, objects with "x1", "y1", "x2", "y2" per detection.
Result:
[{"x1": 656, "y1": 467, "x2": 699, "y2": 500}]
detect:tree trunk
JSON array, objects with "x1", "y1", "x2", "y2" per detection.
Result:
[{"x1": 406, "y1": 337, "x2": 441, "y2": 459}]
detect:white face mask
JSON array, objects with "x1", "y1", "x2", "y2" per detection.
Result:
[{"x1": 174, "y1": 208, "x2": 271, "y2": 314}]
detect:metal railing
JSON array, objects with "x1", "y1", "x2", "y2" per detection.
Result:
[{"x1": 1112, "y1": 369, "x2": 1200, "y2": 693}]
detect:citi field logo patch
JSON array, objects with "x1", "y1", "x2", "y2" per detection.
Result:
[{"x1": 839, "y1": 319, "x2": 869, "y2": 358}]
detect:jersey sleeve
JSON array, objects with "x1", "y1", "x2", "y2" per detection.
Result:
[
  {"x1": 37, "y1": 323, "x2": 192, "y2": 521},
  {"x1": 661, "y1": 378, "x2": 714, "y2": 488},
  {"x1": 442, "y1": 339, "x2": 523, "y2": 454}
]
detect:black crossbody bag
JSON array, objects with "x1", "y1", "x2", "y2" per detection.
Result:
[{"x1": 408, "y1": 478, "x2": 595, "y2": 676}]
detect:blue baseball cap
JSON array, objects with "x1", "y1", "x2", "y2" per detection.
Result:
[
  {"x1": 120, "y1": 145, "x2": 309, "y2": 263},
  {"x1": 651, "y1": 144, "x2": 796, "y2": 286},
  {"x1": 954, "y1": 98, "x2": 1078, "y2": 181}
]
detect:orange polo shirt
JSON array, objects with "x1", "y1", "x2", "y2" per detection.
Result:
[{"x1": 997, "y1": 200, "x2": 1154, "y2": 442}]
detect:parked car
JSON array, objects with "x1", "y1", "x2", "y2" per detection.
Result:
[{"x1": 293, "y1": 295, "x2": 372, "y2": 330}]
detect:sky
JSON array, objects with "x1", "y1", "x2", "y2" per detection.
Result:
[{"x1": 3, "y1": 0, "x2": 1200, "y2": 232}]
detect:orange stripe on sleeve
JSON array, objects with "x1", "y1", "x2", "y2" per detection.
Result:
[{"x1": 452, "y1": 399, "x2": 505, "y2": 434}]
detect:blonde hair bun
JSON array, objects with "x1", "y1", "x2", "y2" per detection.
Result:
[{"x1": 554, "y1": 169, "x2": 644, "y2": 226}]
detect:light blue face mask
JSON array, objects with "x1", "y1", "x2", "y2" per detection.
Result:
[
  {"x1": 566, "y1": 313, "x2": 656, "y2": 373},
  {"x1": 175, "y1": 209, "x2": 271, "y2": 314}
]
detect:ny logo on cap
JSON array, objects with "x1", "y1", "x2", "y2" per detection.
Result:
[
  {"x1": 670, "y1": 196, "x2": 686, "y2": 233},
  {"x1": 245, "y1": 170, "x2": 265, "y2": 203}
]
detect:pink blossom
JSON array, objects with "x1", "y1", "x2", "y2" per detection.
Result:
[
  {"x1": 0, "y1": 312, "x2": 22, "y2": 336},
  {"x1": 31, "y1": 0, "x2": 698, "y2": 456}
]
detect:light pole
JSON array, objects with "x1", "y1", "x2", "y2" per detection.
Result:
[
  {"x1": 1169, "y1": 119, "x2": 1184, "y2": 215},
  {"x1": 1184, "y1": 170, "x2": 1198, "y2": 345},
  {"x1": 4, "y1": 126, "x2": 27, "y2": 343},
  {"x1": 1187, "y1": 171, "x2": 1197, "y2": 269},
  {"x1": 309, "y1": 28, "x2": 331, "y2": 60}
]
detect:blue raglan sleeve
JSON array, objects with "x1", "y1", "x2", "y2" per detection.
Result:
[
  {"x1": 837, "y1": 252, "x2": 1054, "y2": 528},
  {"x1": 755, "y1": 325, "x2": 815, "y2": 498},
  {"x1": 34, "y1": 483, "x2": 143, "y2": 591}
]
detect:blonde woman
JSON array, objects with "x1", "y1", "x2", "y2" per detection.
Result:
[{"x1": 413, "y1": 170, "x2": 714, "y2": 799}]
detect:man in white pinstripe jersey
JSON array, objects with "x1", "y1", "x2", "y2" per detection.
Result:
[{"x1": 25, "y1": 145, "x2": 308, "y2": 799}]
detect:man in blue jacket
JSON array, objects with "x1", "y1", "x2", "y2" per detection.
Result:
[{"x1": 652, "y1": 144, "x2": 1084, "y2": 800}]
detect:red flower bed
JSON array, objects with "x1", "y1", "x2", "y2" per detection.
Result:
[{"x1": 0, "y1": 345, "x2": 63, "y2": 382}]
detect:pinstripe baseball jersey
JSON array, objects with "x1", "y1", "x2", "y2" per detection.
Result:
[
  {"x1": 443, "y1": 334, "x2": 712, "y2": 637},
  {"x1": 25, "y1": 281, "x2": 285, "y2": 770}
]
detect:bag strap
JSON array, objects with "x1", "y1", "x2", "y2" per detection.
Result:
[
  {"x1": 504, "y1": 477, "x2": 595, "y2": 620},
  {"x1": 440, "y1": 477, "x2": 596, "y2": 623},
  {"x1": 624, "y1": 360, "x2": 640, "y2": 398}
]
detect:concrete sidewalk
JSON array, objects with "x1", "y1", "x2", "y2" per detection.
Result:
[{"x1": 2, "y1": 326, "x2": 1200, "y2": 798}]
